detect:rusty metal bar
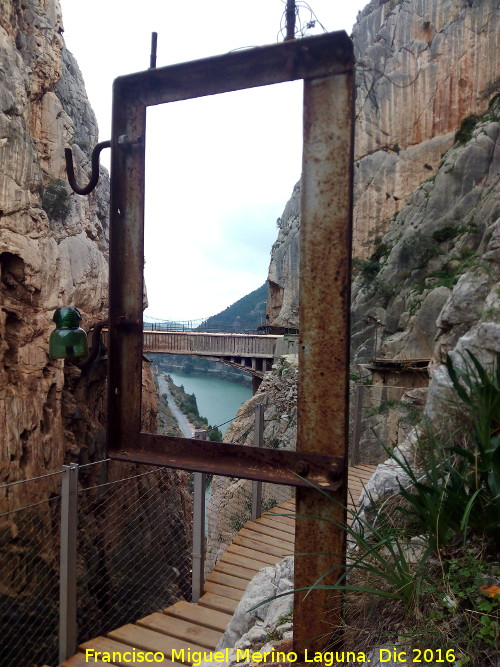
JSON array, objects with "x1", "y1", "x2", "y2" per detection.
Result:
[
  {"x1": 106, "y1": 30, "x2": 354, "y2": 656},
  {"x1": 113, "y1": 32, "x2": 352, "y2": 108},
  {"x1": 109, "y1": 434, "x2": 344, "y2": 491},
  {"x1": 294, "y1": 64, "x2": 355, "y2": 653},
  {"x1": 107, "y1": 31, "x2": 353, "y2": 460},
  {"x1": 65, "y1": 140, "x2": 110, "y2": 195},
  {"x1": 107, "y1": 92, "x2": 146, "y2": 452}
]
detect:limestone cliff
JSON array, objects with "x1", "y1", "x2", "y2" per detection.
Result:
[
  {"x1": 267, "y1": 0, "x2": 499, "y2": 327},
  {"x1": 353, "y1": 0, "x2": 498, "y2": 252},
  {"x1": 352, "y1": 101, "x2": 499, "y2": 365},
  {"x1": 0, "y1": 0, "x2": 111, "y2": 505},
  {"x1": 0, "y1": 4, "x2": 191, "y2": 660}
]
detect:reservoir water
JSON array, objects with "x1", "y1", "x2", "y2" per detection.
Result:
[{"x1": 167, "y1": 372, "x2": 252, "y2": 434}]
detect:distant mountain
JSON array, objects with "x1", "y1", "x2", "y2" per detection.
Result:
[{"x1": 199, "y1": 283, "x2": 268, "y2": 332}]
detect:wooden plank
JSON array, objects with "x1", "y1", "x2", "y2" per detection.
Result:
[
  {"x1": 238, "y1": 526, "x2": 295, "y2": 550},
  {"x1": 137, "y1": 612, "x2": 221, "y2": 649},
  {"x1": 163, "y1": 600, "x2": 232, "y2": 633},
  {"x1": 79, "y1": 636, "x2": 175, "y2": 666},
  {"x1": 108, "y1": 624, "x2": 207, "y2": 663},
  {"x1": 242, "y1": 521, "x2": 295, "y2": 542},
  {"x1": 62, "y1": 656, "x2": 110, "y2": 667},
  {"x1": 248, "y1": 516, "x2": 296, "y2": 536},
  {"x1": 232, "y1": 533, "x2": 290, "y2": 557},
  {"x1": 218, "y1": 549, "x2": 269, "y2": 572},
  {"x1": 253, "y1": 515, "x2": 295, "y2": 533},
  {"x1": 214, "y1": 560, "x2": 257, "y2": 581},
  {"x1": 203, "y1": 580, "x2": 244, "y2": 601},
  {"x1": 226, "y1": 543, "x2": 281, "y2": 565},
  {"x1": 198, "y1": 591, "x2": 239, "y2": 614},
  {"x1": 261, "y1": 510, "x2": 295, "y2": 525},
  {"x1": 207, "y1": 570, "x2": 250, "y2": 591}
]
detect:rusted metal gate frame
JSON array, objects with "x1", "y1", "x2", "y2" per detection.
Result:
[{"x1": 106, "y1": 31, "x2": 354, "y2": 653}]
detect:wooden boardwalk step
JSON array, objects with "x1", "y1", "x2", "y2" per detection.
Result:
[
  {"x1": 207, "y1": 569, "x2": 251, "y2": 590},
  {"x1": 242, "y1": 520, "x2": 295, "y2": 542},
  {"x1": 66, "y1": 466, "x2": 376, "y2": 666},
  {"x1": 198, "y1": 591, "x2": 239, "y2": 614},
  {"x1": 163, "y1": 600, "x2": 232, "y2": 633},
  {"x1": 226, "y1": 538, "x2": 283, "y2": 570},
  {"x1": 238, "y1": 526, "x2": 294, "y2": 549},
  {"x1": 203, "y1": 580, "x2": 245, "y2": 601},
  {"x1": 226, "y1": 543, "x2": 282, "y2": 565},
  {"x1": 231, "y1": 533, "x2": 290, "y2": 557},
  {"x1": 219, "y1": 549, "x2": 272, "y2": 571},
  {"x1": 63, "y1": 655, "x2": 111, "y2": 667},
  {"x1": 137, "y1": 611, "x2": 221, "y2": 648},
  {"x1": 108, "y1": 624, "x2": 207, "y2": 663},
  {"x1": 215, "y1": 560, "x2": 257, "y2": 581},
  {"x1": 77, "y1": 636, "x2": 175, "y2": 666},
  {"x1": 253, "y1": 515, "x2": 295, "y2": 533}
]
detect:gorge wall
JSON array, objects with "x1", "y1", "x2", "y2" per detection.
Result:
[
  {"x1": 0, "y1": 0, "x2": 110, "y2": 504},
  {"x1": 268, "y1": 0, "x2": 499, "y2": 329},
  {"x1": 0, "y1": 4, "x2": 191, "y2": 661}
]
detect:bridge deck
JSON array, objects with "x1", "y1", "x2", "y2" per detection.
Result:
[
  {"x1": 142, "y1": 331, "x2": 279, "y2": 359},
  {"x1": 63, "y1": 466, "x2": 376, "y2": 666}
]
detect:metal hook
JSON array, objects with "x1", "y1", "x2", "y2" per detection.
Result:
[{"x1": 65, "y1": 140, "x2": 111, "y2": 195}]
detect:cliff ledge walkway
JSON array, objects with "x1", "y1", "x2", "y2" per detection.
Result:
[{"x1": 62, "y1": 465, "x2": 376, "y2": 667}]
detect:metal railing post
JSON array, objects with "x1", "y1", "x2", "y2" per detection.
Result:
[
  {"x1": 192, "y1": 471, "x2": 206, "y2": 602},
  {"x1": 59, "y1": 463, "x2": 78, "y2": 663},
  {"x1": 251, "y1": 403, "x2": 264, "y2": 520}
]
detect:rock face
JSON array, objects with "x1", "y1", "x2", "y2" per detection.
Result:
[
  {"x1": 0, "y1": 4, "x2": 191, "y2": 661},
  {"x1": 267, "y1": 0, "x2": 499, "y2": 326},
  {"x1": 353, "y1": 0, "x2": 499, "y2": 252},
  {"x1": 268, "y1": 182, "x2": 301, "y2": 329},
  {"x1": 0, "y1": 0, "x2": 110, "y2": 503},
  {"x1": 352, "y1": 103, "x2": 499, "y2": 365}
]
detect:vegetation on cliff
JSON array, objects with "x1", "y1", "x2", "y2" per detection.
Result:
[
  {"x1": 164, "y1": 374, "x2": 223, "y2": 441},
  {"x1": 198, "y1": 283, "x2": 267, "y2": 331}
]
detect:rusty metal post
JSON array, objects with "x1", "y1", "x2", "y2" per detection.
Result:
[
  {"x1": 294, "y1": 66, "x2": 355, "y2": 653},
  {"x1": 251, "y1": 403, "x2": 264, "y2": 520},
  {"x1": 59, "y1": 464, "x2": 79, "y2": 663},
  {"x1": 107, "y1": 87, "x2": 146, "y2": 455},
  {"x1": 192, "y1": 471, "x2": 206, "y2": 602},
  {"x1": 351, "y1": 385, "x2": 365, "y2": 465},
  {"x1": 285, "y1": 0, "x2": 296, "y2": 41}
]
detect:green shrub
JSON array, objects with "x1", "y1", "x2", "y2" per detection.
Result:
[
  {"x1": 360, "y1": 260, "x2": 381, "y2": 281},
  {"x1": 42, "y1": 178, "x2": 70, "y2": 220},
  {"x1": 399, "y1": 233, "x2": 439, "y2": 268},
  {"x1": 432, "y1": 225, "x2": 458, "y2": 243},
  {"x1": 258, "y1": 353, "x2": 500, "y2": 663},
  {"x1": 454, "y1": 114, "x2": 480, "y2": 145}
]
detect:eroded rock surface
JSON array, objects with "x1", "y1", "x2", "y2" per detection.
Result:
[
  {"x1": 267, "y1": 0, "x2": 499, "y2": 326},
  {"x1": 0, "y1": 0, "x2": 110, "y2": 505}
]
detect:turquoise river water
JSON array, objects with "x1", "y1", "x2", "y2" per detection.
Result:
[{"x1": 167, "y1": 372, "x2": 252, "y2": 434}]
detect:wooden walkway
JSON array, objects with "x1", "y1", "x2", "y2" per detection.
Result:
[{"x1": 63, "y1": 465, "x2": 376, "y2": 667}]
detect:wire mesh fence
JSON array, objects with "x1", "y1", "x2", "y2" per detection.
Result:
[
  {"x1": 0, "y1": 475, "x2": 62, "y2": 667},
  {"x1": 0, "y1": 384, "x2": 415, "y2": 665},
  {"x1": 204, "y1": 474, "x2": 294, "y2": 579},
  {"x1": 75, "y1": 461, "x2": 192, "y2": 644},
  {"x1": 349, "y1": 384, "x2": 422, "y2": 465}
]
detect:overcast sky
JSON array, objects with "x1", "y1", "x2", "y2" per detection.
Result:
[{"x1": 60, "y1": 0, "x2": 366, "y2": 322}]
